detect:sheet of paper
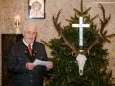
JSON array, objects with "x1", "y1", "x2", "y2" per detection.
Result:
[{"x1": 33, "y1": 59, "x2": 51, "y2": 66}]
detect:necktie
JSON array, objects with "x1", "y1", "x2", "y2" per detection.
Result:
[{"x1": 28, "y1": 44, "x2": 32, "y2": 56}]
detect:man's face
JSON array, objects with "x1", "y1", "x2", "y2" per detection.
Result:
[{"x1": 23, "y1": 25, "x2": 37, "y2": 44}]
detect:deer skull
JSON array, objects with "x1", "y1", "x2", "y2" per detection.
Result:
[{"x1": 76, "y1": 51, "x2": 87, "y2": 75}]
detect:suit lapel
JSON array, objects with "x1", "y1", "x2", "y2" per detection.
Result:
[
  {"x1": 32, "y1": 42, "x2": 39, "y2": 62},
  {"x1": 24, "y1": 49, "x2": 32, "y2": 61},
  {"x1": 32, "y1": 49, "x2": 38, "y2": 57},
  {"x1": 24, "y1": 42, "x2": 39, "y2": 62},
  {"x1": 20, "y1": 41, "x2": 39, "y2": 62},
  {"x1": 17, "y1": 41, "x2": 30, "y2": 62}
]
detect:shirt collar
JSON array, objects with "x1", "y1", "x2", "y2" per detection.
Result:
[{"x1": 22, "y1": 38, "x2": 33, "y2": 49}]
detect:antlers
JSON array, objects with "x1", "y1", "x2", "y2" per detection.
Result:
[
  {"x1": 84, "y1": 4, "x2": 111, "y2": 56},
  {"x1": 53, "y1": 4, "x2": 114, "y2": 57},
  {"x1": 53, "y1": 10, "x2": 78, "y2": 57}
]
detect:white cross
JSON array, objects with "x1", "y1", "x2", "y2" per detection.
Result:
[{"x1": 72, "y1": 17, "x2": 90, "y2": 47}]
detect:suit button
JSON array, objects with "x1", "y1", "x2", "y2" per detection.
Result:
[
  {"x1": 30, "y1": 75, "x2": 33, "y2": 76},
  {"x1": 31, "y1": 80, "x2": 33, "y2": 83}
]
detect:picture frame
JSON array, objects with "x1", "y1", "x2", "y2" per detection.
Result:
[{"x1": 28, "y1": 0, "x2": 45, "y2": 19}]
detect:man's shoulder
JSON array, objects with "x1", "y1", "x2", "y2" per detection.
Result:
[
  {"x1": 34, "y1": 42, "x2": 44, "y2": 46},
  {"x1": 10, "y1": 41, "x2": 23, "y2": 47}
]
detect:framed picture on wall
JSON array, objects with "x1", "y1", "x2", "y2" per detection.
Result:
[{"x1": 28, "y1": 0, "x2": 45, "y2": 19}]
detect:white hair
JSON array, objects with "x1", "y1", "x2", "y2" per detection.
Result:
[{"x1": 22, "y1": 22, "x2": 36, "y2": 32}]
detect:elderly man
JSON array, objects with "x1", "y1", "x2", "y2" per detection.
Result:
[{"x1": 8, "y1": 23, "x2": 53, "y2": 86}]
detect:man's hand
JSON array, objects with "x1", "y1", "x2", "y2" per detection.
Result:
[
  {"x1": 26, "y1": 62, "x2": 36, "y2": 70},
  {"x1": 46, "y1": 62, "x2": 53, "y2": 70}
]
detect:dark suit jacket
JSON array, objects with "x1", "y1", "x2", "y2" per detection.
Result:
[{"x1": 8, "y1": 40, "x2": 48, "y2": 86}]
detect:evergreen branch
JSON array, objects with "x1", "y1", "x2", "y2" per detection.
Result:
[
  {"x1": 91, "y1": 14, "x2": 99, "y2": 21},
  {"x1": 103, "y1": 38, "x2": 111, "y2": 43},
  {"x1": 70, "y1": 16, "x2": 75, "y2": 21},
  {"x1": 41, "y1": 39, "x2": 50, "y2": 47},
  {"x1": 73, "y1": 8, "x2": 81, "y2": 15},
  {"x1": 83, "y1": 7, "x2": 91, "y2": 15},
  {"x1": 41, "y1": 39, "x2": 61, "y2": 58},
  {"x1": 66, "y1": 19, "x2": 74, "y2": 23},
  {"x1": 66, "y1": 13, "x2": 78, "y2": 23},
  {"x1": 74, "y1": 12, "x2": 77, "y2": 19},
  {"x1": 81, "y1": 0, "x2": 83, "y2": 13}
]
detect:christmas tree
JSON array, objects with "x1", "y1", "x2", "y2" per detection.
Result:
[{"x1": 44, "y1": 0, "x2": 115, "y2": 86}]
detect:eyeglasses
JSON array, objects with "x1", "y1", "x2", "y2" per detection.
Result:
[{"x1": 25, "y1": 31, "x2": 37, "y2": 36}]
